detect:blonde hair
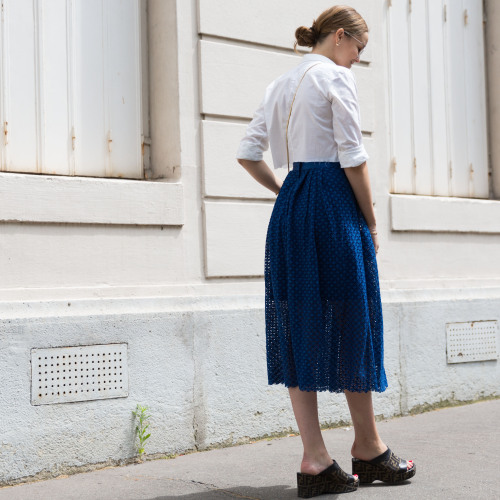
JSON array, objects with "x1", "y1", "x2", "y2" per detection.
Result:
[{"x1": 294, "y1": 5, "x2": 368, "y2": 53}]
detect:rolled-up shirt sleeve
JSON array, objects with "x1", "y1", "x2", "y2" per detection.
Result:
[
  {"x1": 326, "y1": 70, "x2": 369, "y2": 168},
  {"x1": 236, "y1": 97, "x2": 269, "y2": 161}
]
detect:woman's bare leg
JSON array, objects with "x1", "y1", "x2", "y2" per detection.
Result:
[
  {"x1": 343, "y1": 390, "x2": 387, "y2": 461},
  {"x1": 345, "y1": 390, "x2": 414, "y2": 470},
  {"x1": 288, "y1": 386, "x2": 333, "y2": 474}
]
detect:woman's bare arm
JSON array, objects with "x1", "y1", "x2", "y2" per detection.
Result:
[
  {"x1": 237, "y1": 159, "x2": 283, "y2": 195},
  {"x1": 343, "y1": 161, "x2": 379, "y2": 252},
  {"x1": 343, "y1": 161, "x2": 376, "y2": 228}
]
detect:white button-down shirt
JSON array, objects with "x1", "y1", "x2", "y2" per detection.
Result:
[{"x1": 236, "y1": 53, "x2": 369, "y2": 169}]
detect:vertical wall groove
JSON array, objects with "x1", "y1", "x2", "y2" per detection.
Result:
[
  {"x1": 66, "y1": 0, "x2": 76, "y2": 176},
  {"x1": 1, "y1": 0, "x2": 9, "y2": 172},
  {"x1": 461, "y1": 0, "x2": 471, "y2": 197},
  {"x1": 425, "y1": 0, "x2": 435, "y2": 196},
  {"x1": 134, "y1": 0, "x2": 143, "y2": 178},
  {"x1": 407, "y1": 0, "x2": 416, "y2": 195},
  {"x1": 386, "y1": 1, "x2": 396, "y2": 194},
  {"x1": 33, "y1": 0, "x2": 44, "y2": 174},
  {"x1": 102, "y1": 0, "x2": 111, "y2": 177},
  {"x1": 442, "y1": 0, "x2": 452, "y2": 197},
  {"x1": 0, "y1": 0, "x2": 5, "y2": 171},
  {"x1": 485, "y1": 0, "x2": 500, "y2": 198}
]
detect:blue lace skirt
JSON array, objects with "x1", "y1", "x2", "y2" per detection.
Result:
[{"x1": 264, "y1": 161, "x2": 388, "y2": 393}]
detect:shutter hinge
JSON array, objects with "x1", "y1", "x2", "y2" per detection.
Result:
[
  {"x1": 391, "y1": 156, "x2": 397, "y2": 173},
  {"x1": 464, "y1": 9, "x2": 469, "y2": 25},
  {"x1": 388, "y1": 0, "x2": 392, "y2": 7},
  {"x1": 390, "y1": 157, "x2": 397, "y2": 193},
  {"x1": 449, "y1": 160, "x2": 453, "y2": 178},
  {"x1": 469, "y1": 163, "x2": 475, "y2": 197},
  {"x1": 444, "y1": 4, "x2": 447, "y2": 22},
  {"x1": 409, "y1": 0, "x2": 412, "y2": 13},
  {"x1": 3, "y1": 121, "x2": 8, "y2": 145},
  {"x1": 107, "y1": 129, "x2": 113, "y2": 152},
  {"x1": 71, "y1": 127, "x2": 76, "y2": 150},
  {"x1": 141, "y1": 135, "x2": 151, "y2": 157}
]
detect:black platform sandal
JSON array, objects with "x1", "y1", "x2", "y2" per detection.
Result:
[
  {"x1": 351, "y1": 447, "x2": 416, "y2": 484},
  {"x1": 297, "y1": 460, "x2": 359, "y2": 497}
]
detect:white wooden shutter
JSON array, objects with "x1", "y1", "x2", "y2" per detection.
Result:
[
  {"x1": 428, "y1": 0, "x2": 449, "y2": 196},
  {"x1": 459, "y1": 0, "x2": 488, "y2": 198},
  {"x1": 0, "y1": 0, "x2": 39, "y2": 174},
  {"x1": 0, "y1": 0, "x2": 143, "y2": 179},
  {"x1": 388, "y1": 0, "x2": 488, "y2": 198},
  {"x1": 388, "y1": 0, "x2": 413, "y2": 194}
]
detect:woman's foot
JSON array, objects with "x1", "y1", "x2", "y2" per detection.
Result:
[
  {"x1": 351, "y1": 447, "x2": 416, "y2": 483},
  {"x1": 300, "y1": 454, "x2": 334, "y2": 475},
  {"x1": 351, "y1": 439, "x2": 387, "y2": 462},
  {"x1": 351, "y1": 441, "x2": 414, "y2": 471},
  {"x1": 297, "y1": 459, "x2": 360, "y2": 497}
]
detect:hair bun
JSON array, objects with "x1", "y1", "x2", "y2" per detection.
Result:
[{"x1": 295, "y1": 26, "x2": 316, "y2": 47}]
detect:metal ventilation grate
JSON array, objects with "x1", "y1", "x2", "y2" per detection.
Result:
[
  {"x1": 446, "y1": 321, "x2": 498, "y2": 364},
  {"x1": 31, "y1": 344, "x2": 128, "y2": 405}
]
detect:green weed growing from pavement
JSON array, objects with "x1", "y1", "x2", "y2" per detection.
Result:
[{"x1": 132, "y1": 404, "x2": 151, "y2": 459}]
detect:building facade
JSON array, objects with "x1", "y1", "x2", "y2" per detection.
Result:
[{"x1": 0, "y1": 0, "x2": 499, "y2": 484}]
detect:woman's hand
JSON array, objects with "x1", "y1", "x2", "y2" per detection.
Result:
[
  {"x1": 369, "y1": 228, "x2": 379, "y2": 254},
  {"x1": 371, "y1": 233, "x2": 379, "y2": 254}
]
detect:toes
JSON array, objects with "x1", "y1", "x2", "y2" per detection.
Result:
[{"x1": 407, "y1": 460, "x2": 414, "y2": 470}]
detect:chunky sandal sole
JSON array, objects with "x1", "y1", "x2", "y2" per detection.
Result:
[
  {"x1": 297, "y1": 472, "x2": 358, "y2": 497},
  {"x1": 352, "y1": 458, "x2": 416, "y2": 484}
]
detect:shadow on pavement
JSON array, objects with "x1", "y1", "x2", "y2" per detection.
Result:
[{"x1": 148, "y1": 480, "x2": 414, "y2": 499}]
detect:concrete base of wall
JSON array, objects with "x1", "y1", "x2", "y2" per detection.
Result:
[{"x1": 1, "y1": 288, "x2": 498, "y2": 484}]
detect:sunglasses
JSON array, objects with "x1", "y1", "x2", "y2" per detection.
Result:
[{"x1": 343, "y1": 30, "x2": 366, "y2": 57}]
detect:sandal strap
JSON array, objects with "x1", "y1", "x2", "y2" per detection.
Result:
[
  {"x1": 359, "y1": 448, "x2": 408, "y2": 473},
  {"x1": 366, "y1": 447, "x2": 392, "y2": 465},
  {"x1": 318, "y1": 460, "x2": 341, "y2": 475},
  {"x1": 318, "y1": 460, "x2": 357, "y2": 484}
]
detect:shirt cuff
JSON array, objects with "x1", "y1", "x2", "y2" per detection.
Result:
[
  {"x1": 236, "y1": 141, "x2": 264, "y2": 162},
  {"x1": 339, "y1": 144, "x2": 369, "y2": 168}
]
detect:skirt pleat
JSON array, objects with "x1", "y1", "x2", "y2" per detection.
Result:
[{"x1": 264, "y1": 161, "x2": 388, "y2": 393}]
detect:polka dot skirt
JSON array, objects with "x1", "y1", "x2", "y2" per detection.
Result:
[{"x1": 265, "y1": 161, "x2": 388, "y2": 393}]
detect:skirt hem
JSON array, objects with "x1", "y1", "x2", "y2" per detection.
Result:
[{"x1": 267, "y1": 380, "x2": 389, "y2": 394}]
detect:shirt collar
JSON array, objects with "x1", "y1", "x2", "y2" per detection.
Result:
[{"x1": 302, "y1": 53, "x2": 336, "y2": 66}]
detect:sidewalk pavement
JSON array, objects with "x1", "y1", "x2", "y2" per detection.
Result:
[{"x1": 1, "y1": 399, "x2": 498, "y2": 500}]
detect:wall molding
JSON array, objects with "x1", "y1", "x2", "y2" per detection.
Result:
[
  {"x1": 390, "y1": 194, "x2": 500, "y2": 233},
  {"x1": 0, "y1": 172, "x2": 184, "y2": 225}
]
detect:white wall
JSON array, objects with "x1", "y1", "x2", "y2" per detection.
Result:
[
  {"x1": 0, "y1": 0, "x2": 498, "y2": 297},
  {"x1": 1, "y1": 291, "x2": 498, "y2": 484},
  {"x1": 0, "y1": 0, "x2": 498, "y2": 485}
]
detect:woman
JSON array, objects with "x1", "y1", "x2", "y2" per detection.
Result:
[{"x1": 236, "y1": 5, "x2": 415, "y2": 498}]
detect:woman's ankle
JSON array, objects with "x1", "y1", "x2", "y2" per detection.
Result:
[
  {"x1": 351, "y1": 439, "x2": 387, "y2": 461},
  {"x1": 300, "y1": 450, "x2": 333, "y2": 474}
]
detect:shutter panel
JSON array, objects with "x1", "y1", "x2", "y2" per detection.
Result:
[
  {"x1": 409, "y1": 0, "x2": 433, "y2": 195},
  {"x1": 445, "y1": 0, "x2": 470, "y2": 197},
  {"x1": 389, "y1": 0, "x2": 488, "y2": 199},
  {"x1": 1, "y1": 0, "x2": 38, "y2": 173},
  {"x1": 388, "y1": 0, "x2": 413, "y2": 194},
  {"x1": 428, "y1": 0, "x2": 450, "y2": 196},
  {"x1": 462, "y1": 0, "x2": 488, "y2": 198},
  {"x1": 0, "y1": 0, "x2": 142, "y2": 179},
  {"x1": 43, "y1": 0, "x2": 72, "y2": 175},
  {"x1": 105, "y1": 0, "x2": 143, "y2": 179},
  {"x1": 73, "y1": 0, "x2": 107, "y2": 176}
]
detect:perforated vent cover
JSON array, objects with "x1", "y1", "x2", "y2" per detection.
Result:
[
  {"x1": 446, "y1": 321, "x2": 498, "y2": 364},
  {"x1": 31, "y1": 344, "x2": 128, "y2": 405}
]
